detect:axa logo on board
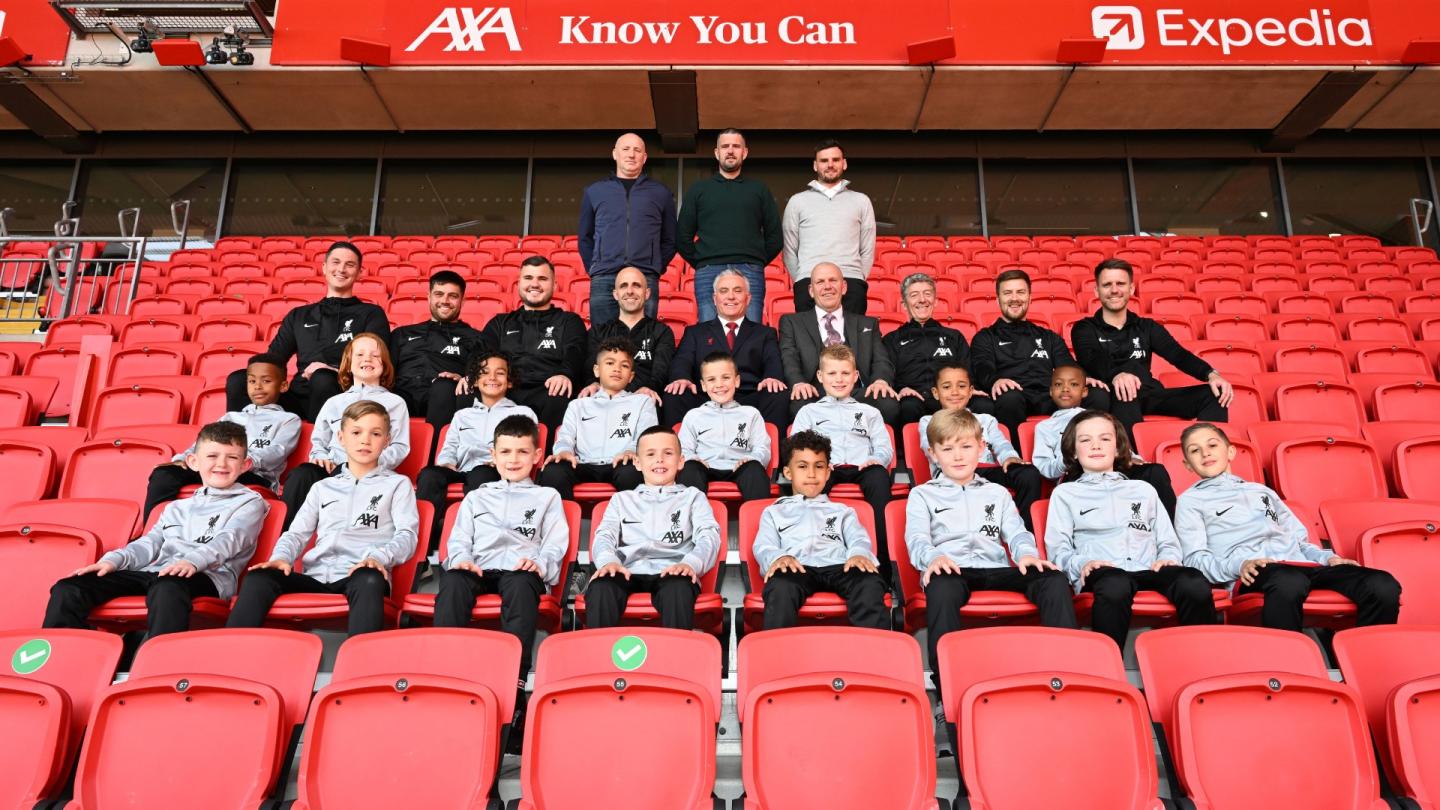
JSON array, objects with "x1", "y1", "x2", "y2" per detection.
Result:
[
  {"x1": 1090, "y1": 5, "x2": 1373, "y2": 54},
  {"x1": 405, "y1": 6, "x2": 857, "y2": 52}
]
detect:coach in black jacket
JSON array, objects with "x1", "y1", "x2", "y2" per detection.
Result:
[
  {"x1": 224, "y1": 241, "x2": 389, "y2": 421},
  {"x1": 580, "y1": 266, "x2": 675, "y2": 402},
  {"x1": 479, "y1": 256, "x2": 587, "y2": 436},
  {"x1": 882, "y1": 272, "x2": 977, "y2": 428},
  {"x1": 1071, "y1": 259, "x2": 1232, "y2": 439},
  {"x1": 389, "y1": 270, "x2": 484, "y2": 427},
  {"x1": 970, "y1": 268, "x2": 1109, "y2": 442},
  {"x1": 664, "y1": 267, "x2": 788, "y2": 426}
]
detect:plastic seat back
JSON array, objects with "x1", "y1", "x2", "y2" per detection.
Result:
[
  {"x1": 1155, "y1": 438, "x2": 1263, "y2": 494},
  {"x1": 90, "y1": 423, "x2": 201, "y2": 456},
  {"x1": 1, "y1": 498, "x2": 140, "y2": 553},
  {"x1": 519, "y1": 628, "x2": 722, "y2": 810},
  {"x1": 1358, "y1": 521, "x2": 1440, "y2": 624},
  {"x1": 0, "y1": 629, "x2": 122, "y2": 806},
  {"x1": 1135, "y1": 626, "x2": 1329, "y2": 795},
  {"x1": 1374, "y1": 382, "x2": 1440, "y2": 422},
  {"x1": 1334, "y1": 626, "x2": 1440, "y2": 795},
  {"x1": 23, "y1": 350, "x2": 81, "y2": 417},
  {"x1": 0, "y1": 442, "x2": 54, "y2": 508},
  {"x1": 1388, "y1": 674, "x2": 1440, "y2": 809},
  {"x1": 293, "y1": 629, "x2": 522, "y2": 810},
  {"x1": 1175, "y1": 670, "x2": 1384, "y2": 810},
  {"x1": 0, "y1": 523, "x2": 100, "y2": 631},
  {"x1": 1275, "y1": 382, "x2": 1366, "y2": 431},
  {"x1": 940, "y1": 628, "x2": 1160, "y2": 810},
  {"x1": 1274, "y1": 437, "x2": 1385, "y2": 508},
  {"x1": 59, "y1": 439, "x2": 173, "y2": 507},
  {"x1": 107, "y1": 346, "x2": 185, "y2": 383},
  {"x1": 737, "y1": 627, "x2": 937, "y2": 810},
  {"x1": 0, "y1": 376, "x2": 58, "y2": 424},
  {"x1": 87, "y1": 384, "x2": 184, "y2": 432},
  {"x1": 1319, "y1": 499, "x2": 1440, "y2": 559},
  {"x1": 0, "y1": 387, "x2": 30, "y2": 427},
  {"x1": 1395, "y1": 437, "x2": 1440, "y2": 500}
]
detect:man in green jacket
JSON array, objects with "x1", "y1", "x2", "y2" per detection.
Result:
[{"x1": 678, "y1": 128, "x2": 783, "y2": 323}]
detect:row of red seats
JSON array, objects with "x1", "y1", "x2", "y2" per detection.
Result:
[{"x1": 3, "y1": 623, "x2": 1436, "y2": 809}]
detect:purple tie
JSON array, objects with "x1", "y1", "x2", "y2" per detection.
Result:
[{"x1": 824, "y1": 313, "x2": 843, "y2": 347}]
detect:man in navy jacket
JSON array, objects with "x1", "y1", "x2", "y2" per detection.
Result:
[
  {"x1": 664, "y1": 268, "x2": 788, "y2": 427},
  {"x1": 578, "y1": 132, "x2": 677, "y2": 326}
]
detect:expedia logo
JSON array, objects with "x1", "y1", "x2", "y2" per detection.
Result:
[
  {"x1": 406, "y1": 7, "x2": 522, "y2": 52},
  {"x1": 1091, "y1": 5, "x2": 1372, "y2": 56}
]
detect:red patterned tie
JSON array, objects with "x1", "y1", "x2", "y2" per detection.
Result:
[{"x1": 726, "y1": 321, "x2": 738, "y2": 351}]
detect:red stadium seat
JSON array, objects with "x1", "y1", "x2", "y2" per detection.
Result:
[
  {"x1": 1134, "y1": 626, "x2": 1376, "y2": 806},
  {"x1": 400, "y1": 500, "x2": 580, "y2": 639},
  {"x1": 937, "y1": 627, "x2": 1160, "y2": 810},
  {"x1": 1, "y1": 499, "x2": 140, "y2": 553},
  {"x1": 0, "y1": 443, "x2": 55, "y2": 509},
  {"x1": 193, "y1": 343, "x2": 267, "y2": 385},
  {"x1": 1273, "y1": 437, "x2": 1385, "y2": 509},
  {"x1": 1131, "y1": 420, "x2": 1197, "y2": 462},
  {"x1": 24, "y1": 349, "x2": 83, "y2": 417},
  {"x1": 0, "y1": 426, "x2": 87, "y2": 488},
  {"x1": 574, "y1": 498, "x2": 726, "y2": 635},
  {"x1": 1273, "y1": 316, "x2": 1342, "y2": 343},
  {"x1": 738, "y1": 497, "x2": 892, "y2": 634},
  {"x1": 395, "y1": 419, "x2": 434, "y2": 481},
  {"x1": 737, "y1": 627, "x2": 939, "y2": 810},
  {"x1": 1195, "y1": 345, "x2": 1265, "y2": 378},
  {"x1": 0, "y1": 387, "x2": 31, "y2": 428},
  {"x1": 191, "y1": 385, "x2": 228, "y2": 424},
  {"x1": 0, "y1": 629, "x2": 122, "y2": 808},
  {"x1": 518, "y1": 628, "x2": 722, "y2": 810},
  {"x1": 0, "y1": 523, "x2": 100, "y2": 631},
  {"x1": 1319, "y1": 499, "x2": 1440, "y2": 560},
  {"x1": 1334, "y1": 625, "x2": 1440, "y2": 807},
  {"x1": 1201, "y1": 316, "x2": 1267, "y2": 344},
  {"x1": 1274, "y1": 381, "x2": 1366, "y2": 431},
  {"x1": 293, "y1": 629, "x2": 523, "y2": 810},
  {"x1": 1360, "y1": 422, "x2": 1440, "y2": 494},
  {"x1": 259, "y1": 502, "x2": 431, "y2": 631},
  {"x1": 119, "y1": 317, "x2": 190, "y2": 346},
  {"x1": 106, "y1": 345, "x2": 186, "y2": 383},
  {"x1": 74, "y1": 629, "x2": 323, "y2": 807},
  {"x1": 885, "y1": 501, "x2": 1039, "y2": 635},
  {"x1": 193, "y1": 317, "x2": 262, "y2": 346},
  {"x1": 1153, "y1": 438, "x2": 1262, "y2": 494},
  {"x1": 1355, "y1": 346, "x2": 1433, "y2": 377},
  {"x1": 86, "y1": 384, "x2": 184, "y2": 433},
  {"x1": 45, "y1": 317, "x2": 113, "y2": 346},
  {"x1": 1357, "y1": 521, "x2": 1440, "y2": 625},
  {"x1": 59, "y1": 439, "x2": 173, "y2": 507},
  {"x1": 1372, "y1": 382, "x2": 1440, "y2": 422},
  {"x1": 1393, "y1": 436, "x2": 1440, "y2": 500},
  {"x1": 1347, "y1": 316, "x2": 1413, "y2": 343},
  {"x1": 1272, "y1": 345, "x2": 1349, "y2": 376}
]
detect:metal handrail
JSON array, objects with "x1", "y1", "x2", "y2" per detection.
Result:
[{"x1": 1410, "y1": 198, "x2": 1434, "y2": 247}]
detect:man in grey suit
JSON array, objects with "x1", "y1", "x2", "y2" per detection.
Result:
[{"x1": 779, "y1": 262, "x2": 900, "y2": 421}]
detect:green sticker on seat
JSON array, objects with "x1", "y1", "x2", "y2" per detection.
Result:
[
  {"x1": 610, "y1": 635, "x2": 647, "y2": 671},
  {"x1": 12, "y1": 639, "x2": 52, "y2": 675}
]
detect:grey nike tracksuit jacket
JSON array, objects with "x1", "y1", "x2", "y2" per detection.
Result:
[
  {"x1": 269, "y1": 467, "x2": 419, "y2": 583},
  {"x1": 435, "y1": 398, "x2": 538, "y2": 471},
  {"x1": 1175, "y1": 472, "x2": 1332, "y2": 587},
  {"x1": 444, "y1": 478, "x2": 569, "y2": 587},
  {"x1": 904, "y1": 477, "x2": 1036, "y2": 570},
  {"x1": 791, "y1": 395, "x2": 893, "y2": 467},
  {"x1": 590, "y1": 484, "x2": 721, "y2": 575},
  {"x1": 1046, "y1": 471, "x2": 1181, "y2": 592},
  {"x1": 679, "y1": 399, "x2": 769, "y2": 471},
  {"x1": 553, "y1": 389, "x2": 658, "y2": 464},
  {"x1": 174, "y1": 404, "x2": 302, "y2": 488},
  {"x1": 751, "y1": 494, "x2": 877, "y2": 570},
  {"x1": 310, "y1": 384, "x2": 411, "y2": 470}
]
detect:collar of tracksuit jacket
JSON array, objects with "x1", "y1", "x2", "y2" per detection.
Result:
[
  {"x1": 589, "y1": 484, "x2": 721, "y2": 576},
  {"x1": 1047, "y1": 471, "x2": 1180, "y2": 589},
  {"x1": 751, "y1": 494, "x2": 877, "y2": 571},
  {"x1": 906, "y1": 477, "x2": 1037, "y2": 571},
  {"x1": 269, "y1": 467, "x2": 419, "y2": 584},
  {"x1": 445, "y1": 478, "x2": 569, "y2": 586}
]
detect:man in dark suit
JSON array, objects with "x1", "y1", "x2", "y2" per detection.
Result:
[
  {"x1": 663, "y1": 268, "x2": 789, "y2": 426},
  {"x1": 778, "y1": 262, "x2": 899, "y2": 422}
]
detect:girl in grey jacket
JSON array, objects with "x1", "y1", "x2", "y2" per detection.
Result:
[{"x1": 1045, "y1": 410, "x2": 1218, "y2": 649}]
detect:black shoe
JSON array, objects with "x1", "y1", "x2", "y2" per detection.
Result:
[{"x1": 505, "y1": 687, "x2": 527, "y2": 756}]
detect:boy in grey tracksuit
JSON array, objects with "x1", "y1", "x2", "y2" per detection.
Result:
[
  {"x1": 47, "y1": 421, "x2": 269, "y2": 636},
  {"x1": 908, "y1": 409, "x2": 1077, "y2": 675},
  {"x1": 676, "y1": 351, "x2": 773, "y2": 502},
  {"x1": 434, "y1": 415, "x2": 568, "y2": 677},
  {"x1": 538, "y1": 337, "x2": 657, "y2": 500},
  {"x1": 1032, "y1": 364, "x2": 1177, "y2": 515},
  {"x1": 416, "y1": 350, "x2": 538, "y2": 550},
  {"x1": 228, "y1": 400, "x2": 419, "y2": 637},
  {"x1": 791, "y1": 345, "x2": 894, "y2": 567},
  {"x1": 585, "y1": 427, "x2": 721, "y2": 630},
  {"x1": 1174, "y1": 422, "x2": 1399, "y2": 632},
  {"x1": 753, "y1": 430, "x2": 888, "y2": 630},
  {"x1": 143, "y1": 354, "x2": 301, "y2": 519}
]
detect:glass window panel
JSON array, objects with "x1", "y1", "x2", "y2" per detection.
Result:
[
  {"x1": 743, "y1": 158, "x2": 982, "y2": 237},
  {"x1": 0, "y1": 161, "x2": 73, "y2": 236},
  {"x1": 1133, "y1": 159, "x2": 1283, "y2": 236},
  {"x1": 983, "y1": 160, "x2": 1132, "y2": 236},
  {"x1": 78, "y1": 160, "x2": 224, "y2": 243},
  {"x1": 224, "y1": 160, "x2": 376, "y2": 237},
  {"x1": 1286, "y1": 158, "x2": 1433, "y2": 246},
  {"x1": 376, "y1": 159, "x2": 527, "y2": 236},
  {"x1": 528, "y1": 157, "x2": 679, "y2": 237}
]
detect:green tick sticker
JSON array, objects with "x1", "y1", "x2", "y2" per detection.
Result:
[
  {"x1": 12, "y1": 639, "x2": 52, "y2": 675},
  {"x1": 610, "y1": 635, "x2": 647, "y2": 671}
]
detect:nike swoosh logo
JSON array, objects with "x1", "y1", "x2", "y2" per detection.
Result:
[
  {"x1": 407, "y1": 335, "x2": 422, "y2": 341},
  {"x1": 778, "y1": 523, "x2": 798, "y2": 533},
  {"x1": 1216, "y1": 507, "x2": 1234, "y2": 516},
  {"x1": 815, "y1": 419, "x2": 829, "y2": 425},
  {"x1": 303, "y1": 323, "x2": 318, "y2": 328},
  {"x1": 997, "y1": 341, "x2": 1012, "y2": 346},
  {"x1": 621, "y1": 519, "x2": 641, "y2": 525},
  {"x1": 899, "y1": 339, "x2": 915, "y2": 346},
  {"x1": 862, "y1": 327, "x2": 872, "y2": 332},
  {"x1": 934, "y1": 508, "x2": 952, "y2": 514},
  {"x1": 473, "y1": 511, "x2": 490, "y2": 519},
  {"x1": 581, "y1": 416, "x2": 595, "y2": 421},
  {"x1": 322, "y1": 501, "x2": 337, "y2": 509},
  {"x1": 1097, "y1": 338, "x2": 1110, "y2": 343},
  {"x1": 1080, "y1": 508, "x2": 1098, "y2": 515},
  {"x1": 160, "y1": 525, "x2": 178, "y2": 531},
  {"x1": 697, "y1": 429, "x2": 711, "y2": 435},
  {"x1": 506, "y1": 330, "x2": 519, "y2": 335},
  {"x1": 458, "y1": 427, "x2": 471, "y2": 431}
]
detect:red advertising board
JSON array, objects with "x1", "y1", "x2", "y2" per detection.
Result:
[
  {"x1": 273, "y1": 0, "x2": 954, "y2": 65},
  {"x1": 0, "y1": 0, "x2": 74, "y2": 66},
  {"x1": 272, "y1": 0, "x2": 1440, "y2": 66}
]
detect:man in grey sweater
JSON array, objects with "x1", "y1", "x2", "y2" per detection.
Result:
[{"x1": 782, "y1": 138, "x2": 876, "y2": 315}]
